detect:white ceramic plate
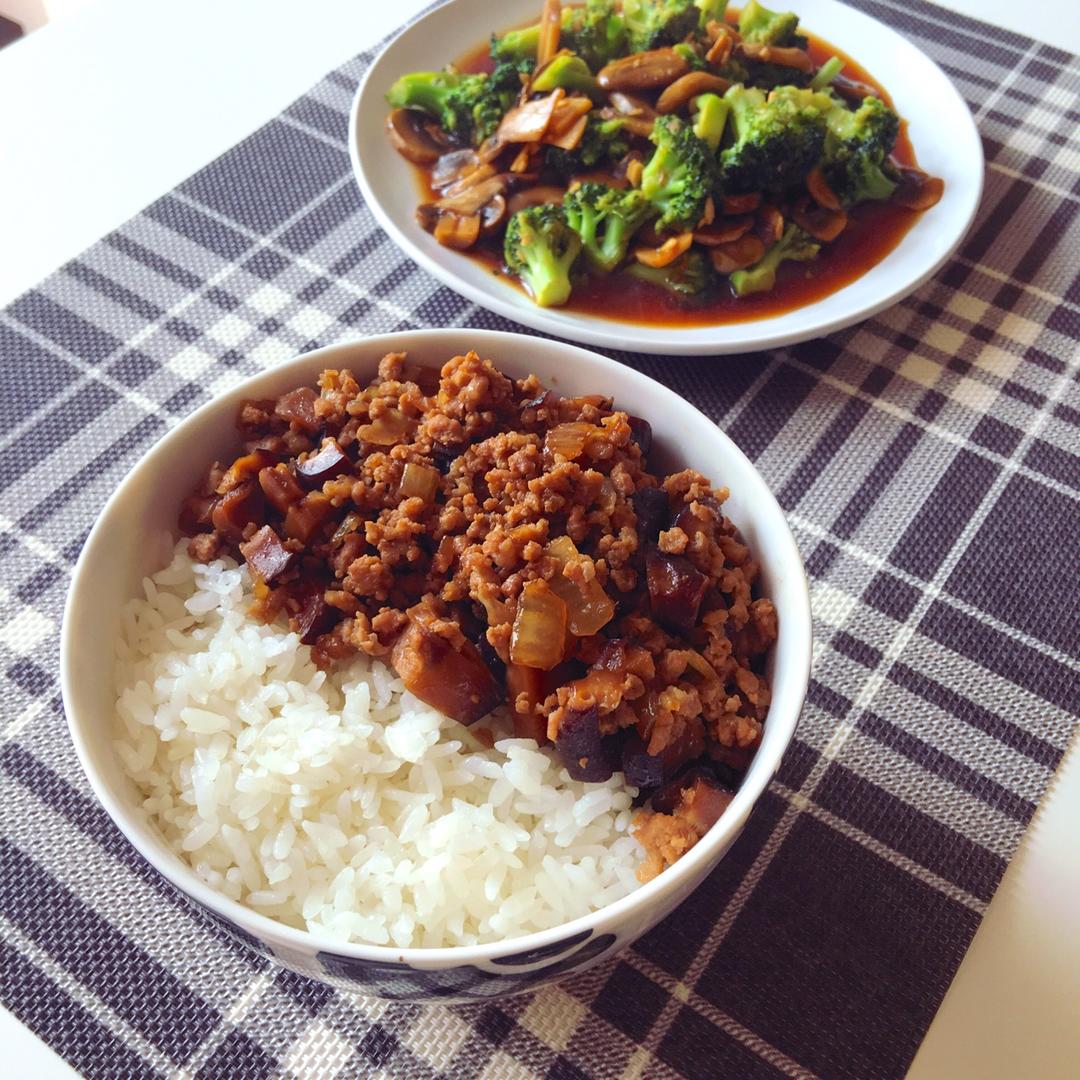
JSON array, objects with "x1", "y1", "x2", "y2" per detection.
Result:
[{"x1": 350, "y1": 0, "x2": 983, "y2": 355}]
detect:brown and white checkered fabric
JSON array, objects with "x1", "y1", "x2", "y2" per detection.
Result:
[{"x1": 1, "y1": 1, "x2": 1077, "y2": 1076}]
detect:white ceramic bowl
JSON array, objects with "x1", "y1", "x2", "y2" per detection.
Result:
[
  {"x1": 351, "y1": 0, "x2": 983, "y2": 355},
  {"x1": 61, "y1": 329, "x2": 812, "y2": 1002}
]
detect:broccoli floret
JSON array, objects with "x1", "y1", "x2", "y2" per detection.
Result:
[
  {"x1": 640, "y1": 115, "x2": 718, "y2": 231},
  {"x1": 695, "y1": 0, "x2": 729, "y2": 28},
  {"x1": 386, "y1": 70, "x2": 483, "y2": 140},
  {"x1": 622, "y1": 0, "x2": 700, "y2": 52},
  {"x1": 563, "y1": 0, "x2": 627, "y2": 71},
  {"x1": 628, "y1": 250, "x2": 712, "y2": 295},
  {"x1": 738, "y1": 0, "x2": 804, "y2": 46},
  {"x1": 672, "y1": 42, "x2": 708, "y2": 69},
  {"x1": 821, "y1": 94, "x2": 900, "y2": 205},
  {"x1": 491, "y1": 2, "x2": 626, "y2": 71},
  {"x1": 504, "y1": 205, "x2": 583, "y2": 307},
  {"x1": 729, "y1": 224, "x2": 819, "y2": 295},
  {"x1": 531, "y1": 53, "x2": 597, "y2": 94},
  {"x1": 543, "y1": 115, "x2": 630, "y2": 178},
  {"x1": 491, "y1": 24, "x2": 540, "y2": 64},
  {"x1": 693, "y1": 92, "x2": 730, "y2": 151},
  {"x1": 474, "y1": 60, "x2": 531, "y2": 140},
  {"x1": 744, "y1": 60, "x2": 812, "y2": 90},
  {"x1": 719, "y1": 84, "x2": 831, "y2": 193},
  {"x1": 717, "y1": 56, "x2": 751, "y2": 85},
  {"x1": 385, "y1": 63, "x2": 525, "y2": 144},
  {"x1": 564, "y1": 182, "x2": 656, "y2": 273}
]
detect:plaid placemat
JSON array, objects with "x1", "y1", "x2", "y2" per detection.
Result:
[{"x1": 2, "y1": 1, "x2": 1079, "y2": 1077}]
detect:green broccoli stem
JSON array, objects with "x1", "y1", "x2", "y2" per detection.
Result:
[
  {"x1": 809, "y1": 56, "x2": 844, "y2": 89},
  {"x1": 627, "y1": 250, "x2": 711, "y2": 295},
  {"x1": 693, "y1": 93, "x2": 730, "y2": 151},
  {"x1": 730, "y1": 224, "x2": 819, "y2": 295},
  {"x1": 524, "y1": 251, "x2": 577, "y2": 307},
  {"x1": 532, "y1": 54, "x2": 598, "y2": 95}
]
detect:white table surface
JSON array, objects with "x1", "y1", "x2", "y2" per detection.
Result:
[{"x1": 1, "y1": 1, "x2": 1077, "y2": 1076}]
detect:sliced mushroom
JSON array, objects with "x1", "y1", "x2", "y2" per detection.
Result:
[
  {"x1": 721, "y1": 192, "x2": 762, "y2": 215},
  {"x1": 597, "y1": 48, "x2": 690, "y2": 93},
  {"x1": 694, "y1": 215, "x2": 754, "y2": 245},
  {"x1": 806, "y1": 166, "x2": 842, "y2": 211},
  {"x1": 892, "y1": 168, "x2": 945, "y2": 211},
  {"x1": 634, "y1": 231, "x2": 694, "y2": 268},
  {"x1": 609, "y1": 92, "x2": 657, "y2": 120},
  {"x1": 791, "y1": 199, "x2": 848, "y2": 242},
  {"x1": 496, "y1": 89, "x2": 565, "y2": 144},
  {"x1": 386, "y1": 108, "x2": 444, "y2": 164},
  {"x1": 432, "y1": 212, "x2": 481, "y2": 250},
  {"x1": 738, "y1": 42, "x2": 814, "y2": 72},
  {"x1": 439, "y1": 162, "x2": 496, "y2": 199},
  {"x1": 755, "y1": 204, "x2": 784, "y2": 245},
  {"x1": 476, "y1": 134, "x2": 508, "y2": 164},
  {"x1": 831, "y1": 73, "x2": 880, "y2": 104},
  {"x1": 418, "y1": 175, "x2": 508, "y2": 250},
  {"x1": 598, "y1": 109, "x2": 655, "y2": 138},
  {"x1": 434, "y1": 175, "x2": 508, "y2": 216},
  {"x1": 710, "y1": 235, "x2": 766, "y2": 274},
  {"x1": 431, "y1": 148, "x2": 482, "y2": 190},
  {"x1": 479, "y1": 194, "x2": 507, "y2": 235},
  {"x1": 507, "y1": 185, "x2": 566, "y2": 216},
  {"x1": 656, "y1": 72, "x2": 731, "y2": 115}
]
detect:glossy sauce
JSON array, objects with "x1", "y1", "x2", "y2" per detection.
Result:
[{"x1": 411, "y1": 22, "x2": 926, "y2": 327}]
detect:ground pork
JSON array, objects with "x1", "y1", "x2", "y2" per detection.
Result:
[{"x1": 180, "y1": 350, "x2": 778, "y2": 878}]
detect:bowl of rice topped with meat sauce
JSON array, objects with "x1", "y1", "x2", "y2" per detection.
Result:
[{"x1": 61, "y1": 329, "x2": 811, "y2": 1001}]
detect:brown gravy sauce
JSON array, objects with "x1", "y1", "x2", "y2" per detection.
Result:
[{"x1": 409, "y1": 22, "x2": 925, "y2": 328}]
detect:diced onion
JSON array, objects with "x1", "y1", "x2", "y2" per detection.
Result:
[
  {"x1": 544, "y1": 422, "x2": 594, "y2": 460},
  {"x1": 359, "y1": 409, "x2": 414, "y2": 445},
  {"x1": 399, "y1": 462, "x2": 440, "y2": 502},
  {"x1": 544, "y1": 537, "x2": 615, "y2": 637},
  {"x1": 509, "y1": 580, "x2": 567, "y2": 670}
]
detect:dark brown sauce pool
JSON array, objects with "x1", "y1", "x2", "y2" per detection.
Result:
[{"x1": 409, "y1": 20, "x2": 925, "y2": 328}]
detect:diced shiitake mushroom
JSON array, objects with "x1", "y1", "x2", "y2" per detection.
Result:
[
  {"x1": 645, "y1": 548, "x2": 710, "y2": 635},
  {"x1": 391, "y1": 611, "x2": 503, "y2": 725},
  {"x1": 239, "y1": 525, "x2": 294, "y2": 583}
]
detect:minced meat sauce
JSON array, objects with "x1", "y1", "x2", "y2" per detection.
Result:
[{"x1": 181, "y1": 351, "x2": 777, "y2": 881}]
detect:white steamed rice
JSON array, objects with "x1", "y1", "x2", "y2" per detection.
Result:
[{"x1": 114, "y1": 541, "x2": 643, "y2": 948}]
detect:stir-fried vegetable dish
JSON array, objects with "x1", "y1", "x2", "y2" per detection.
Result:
[
  {"x1": 384, "y1": 0, "x2": 944, "y2": 310},
  {"x1": 181, "y1": 351, "x2": 777, "y2": 879}
]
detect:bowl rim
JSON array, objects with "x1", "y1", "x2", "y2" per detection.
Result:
[
  {"x1": 61, "y1": 328, "x2": 812, "y2": 967},
  {"x1": 349, "y1": 0, "x2": 984, "y2": 356}
]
